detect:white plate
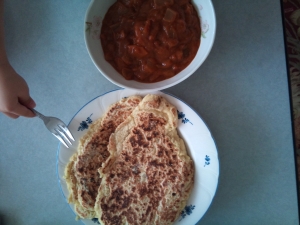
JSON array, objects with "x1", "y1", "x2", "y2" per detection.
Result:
[{"x1": 57, "y1": 89, "x2": 219, "y2": 225}]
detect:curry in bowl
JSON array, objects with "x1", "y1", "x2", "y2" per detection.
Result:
[{"x1": 100, "y1": 0, "x2": 201, "y2": 83}]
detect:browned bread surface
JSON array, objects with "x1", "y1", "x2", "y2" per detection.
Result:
[
  {"x1": 64, "y1": 96, "x2": 143, "y2": 219},
  {"x1": 95, "y1": 94, "x2": 194, "y2": 225}
]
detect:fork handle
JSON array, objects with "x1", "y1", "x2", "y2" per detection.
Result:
[{"x1": 31, "y1": 108, "x2": 46, "y2": 120}]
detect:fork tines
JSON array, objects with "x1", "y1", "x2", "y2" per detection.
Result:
[{"x1": 54, "y1": 124, "x2": 75, "y2": 148}]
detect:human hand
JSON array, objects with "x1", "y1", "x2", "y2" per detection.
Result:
[{"x1": 0, "y1": 62, "x2": 36, "y2": 118}]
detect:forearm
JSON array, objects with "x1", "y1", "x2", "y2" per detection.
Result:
[
  {"x1": 0, "y1": 0, "x2": 36, "y2": 118},
  {"x1": 0, "y1": 0, "x2": 8, "y2": 65}
]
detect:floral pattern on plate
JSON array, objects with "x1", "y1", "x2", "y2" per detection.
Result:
[
  {"x1": 199, "y1": 5, "x2": 209, "y2": 38},
  {"x1": 179, "y1": 205, "x2": 196, "y2": 221},
  {"x1": 78, "y1": 114, "x2": 93, "y2": 131},
  {"x1": 177, "y1": 110, "x2": 193, "y2": 125},
  {"x1": 86, "y1": 16, "x2": 102, "y2": 39}
]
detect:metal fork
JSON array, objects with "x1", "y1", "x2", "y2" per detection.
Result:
[{"x1": 32, "y1": 109, "x2": 75, "y2": 148}]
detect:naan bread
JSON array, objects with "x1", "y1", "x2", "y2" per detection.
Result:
[
  {"x1": 95, "y1": 94, "x2": 194, "y2": 225},
  {"x1": 64, "y1": 96, "x2": 143, "y2": 219}
]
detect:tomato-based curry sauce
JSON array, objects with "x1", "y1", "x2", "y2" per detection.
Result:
[{"x1": 100, "y1": 0, "x2": 201, "y2": 83}]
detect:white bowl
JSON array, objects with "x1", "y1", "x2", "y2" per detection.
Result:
[{"x1": 84, "y1": 0, "x2": 216, "y2": 91}]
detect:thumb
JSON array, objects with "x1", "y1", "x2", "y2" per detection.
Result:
[
  {"x1": 17, "y1": 96, "x2": 36, "y2": 117},
  {"x1": 19, "y1": 96, "x2": 36, "y2": 109}
]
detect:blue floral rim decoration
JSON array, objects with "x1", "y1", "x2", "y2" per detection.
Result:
[
  {"x1": 177, "y1": 110, "x2": 193, "y2": 125},
  {"x1": 179, "y1": 205, "x2": 196, "y2": 221},
  {"x1": 91, "y1": 218, "x2": 100, "y2": 224},
  {"x1": 78, "y1": 114, "x2": 93, "y2": 131},
  {"x1": 204, "y1": 155, "x2": 210, "y2": 167}
]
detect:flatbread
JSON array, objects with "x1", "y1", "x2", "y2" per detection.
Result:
[
  {"x1": 64, "y1": 96, "x2": 143, "y2": 219},
  {"x1": 95, "y1": 94, "x2": 194, "y2": 225}
]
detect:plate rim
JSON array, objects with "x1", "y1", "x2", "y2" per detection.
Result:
[{"x1": 56, "y1": 88, "x2": 219, "y2": 225}]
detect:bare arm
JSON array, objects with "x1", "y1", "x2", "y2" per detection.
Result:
[
  {"x1": 0, "y1": 0, "x2": 8, "y2": 63},
  {"x1": 0, "y1": 0, "x2": 36, "y2": 118}
]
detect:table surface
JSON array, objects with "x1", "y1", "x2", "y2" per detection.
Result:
[{"x1": 0, "y1": 0, "x2": 299, "y2": 224}]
